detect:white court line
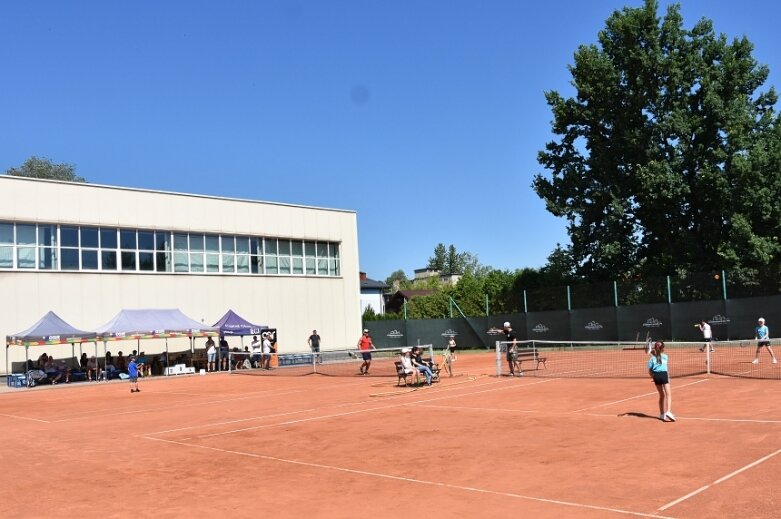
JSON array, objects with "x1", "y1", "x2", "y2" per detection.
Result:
[
  {"x1": 146, "y1": 408, "x2": 317, "y2": 436},
  {"x1": 153, "y1": 378, "x2": 555, "y2": 440},
  {"x1": 572, "y1": 379, "x2": 709, "y2": 413},
  {"x1": 658, "y1": 447, "x2": 781, "y2": 511},
  {"x1": 0, "y1": 412, "x2": 50, "y2": 423},
  {"x1": 144, "y1": 436, "x2": 673, "y2": 519}
]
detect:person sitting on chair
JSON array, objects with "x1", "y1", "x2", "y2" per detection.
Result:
[
  {"x1": 86, "y1": 355, "x2": 102, "y2": 381},
  {"x1": 411, "y1": 346, "x2": 434, "y2": 386},
  {"x1": 399, "y1": 348, "x2": 418, "y2": 385}
]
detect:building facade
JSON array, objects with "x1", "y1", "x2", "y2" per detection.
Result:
[{"x1": 0, "y1": 176, "x2": 361, "y2": 373}]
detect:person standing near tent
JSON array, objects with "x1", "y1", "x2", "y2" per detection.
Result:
[
  {"x1": 250, "y1": 335, "x2": 262, "y2": 368},
  {"x1": 219, "y1": 336, "x2": 230, "y2": 371},
  {"x1": 261, "y1": 333, "x2": 273, "y2": 369},
  {"x1": 128, "y1": 355, "x2": 141, "y2": 393},
  {"x1": 206, "y1": 336, "x2": 217, "y2": 372}
]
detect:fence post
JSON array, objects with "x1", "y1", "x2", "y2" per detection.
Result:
[
  {"x1": 666, "y1": 275, "x2": 672, "y2": 303},
  {"x1": 485, "y1": 294, "x2": 489, "y2": 317},
  {"x1": 523, "y1": 290, "x2": 528, "y2": 313},
  {"x1": 403, "y1": 300, "x2": 407, "y2": 320},
  {"x1": 721, "y1": 270, "x2": 727, "y2": 300},
  {"x1": 566, "y1": 285, "x2": 571, "y2": 311},
  {"x1": 613, "y1": 280, "x2": 618, "y2": 307}
]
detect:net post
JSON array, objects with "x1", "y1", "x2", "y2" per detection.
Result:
[
  {"x1": 312, "y1": 351, "x2": 317, "y2": 374},
  {"x1": 706, "y1": 346, "x2": 710, "y2": 376},
  {"x1": 495, "y1": 340, "x2": 502, "y2": 377}
]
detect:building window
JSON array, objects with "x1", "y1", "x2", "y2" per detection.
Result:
[{"x1": 0, "y1": 221, "x2": 342, "y2": 278}]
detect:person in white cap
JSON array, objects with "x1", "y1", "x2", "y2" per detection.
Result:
[
  {"x1": 490, "y1": 322, "x2": 519, "y2": 376},
  {"x1": 399, "y1": 348, "x2": 416, "y2": 385},
  {"x1": 752, "y1": 317, "x2": 778, "y2": 364}
]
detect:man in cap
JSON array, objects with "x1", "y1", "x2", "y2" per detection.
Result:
[
  {"x1": 491, "y1": 322, "x2": 520, "y2": 376},
  {"x1": 356, "y1": 329, "x2": 376, "y2": 375}
]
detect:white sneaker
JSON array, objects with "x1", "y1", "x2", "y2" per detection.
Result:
[
  {"x1": 773, "y1": 358, "x2": 778, "y2": 364},
  {"x1": 752, "y1": 358, "x2": 759, "y2": 364},
  {"x1": 665, "y1": 412, "x2": 676, "y2": 422},
  {"x1": 659, "y1": 414, "x2": 666, "y2": 421}
]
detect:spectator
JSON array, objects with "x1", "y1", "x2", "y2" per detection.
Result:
[
  {"x1": 157, "y1": 350, "x2": 168, "y2": 371},
  {"x1": 115, "y1": 351, "x2": 127, "y2": 372},
  {"x1": 261, "y1": 334, "x2": 273, "y2": 370},
  {"x1": 86, "y1": 355, "x2": 102, "y2": 382},
  {"x1": 105, "y1": 351, "x2": 118, "y2": 380},
  {"x1": 411, "y1": 346, "x2": 434, "y2": 386},
  {"x1": 56, "y1": 359, "x2": 72, "y2": 384},
  {"x1": 219, "y1": 336, "x2": 230, "y2": 371},
  {"x1": 44, "y1": 356, "x2": 63, "y2": 384},
  {"x1": 79, "y1": 352, "x2": 89, "y2": 371},
  {"x1": 206, "y1": 337, "x2": 217, "y2": 372},
  {"x1": 250, "y1": 335, "x2": 261, "y2": 368},
  {"x1": 137, "y1": 352, "x2": 150, "y2": 377},
  {"x1": 37, "y1": 352, "x2": 49, "y2": 370},
  {"x1": 399, "y1": 348, "x2": 417, "y2": 385}
]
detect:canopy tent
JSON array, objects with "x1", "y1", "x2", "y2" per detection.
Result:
[
  {"x1": 5, "y1": 311, "x2": 98, "y2": 374},
  {"x1": 92, "y1": 309, "x2": 218, "y2": 376},
  {"x1": 93, "y1": 308, "x2": 218, "y2": 340},
  {"x1": 212, "y1": 309, "x2": 267, "y2": 337}
]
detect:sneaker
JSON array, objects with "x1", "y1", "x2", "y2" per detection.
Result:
[
  {"x1": 665, "y1": 412, "x2": 676, "y2": 422},
  {"x1": 130, "y1": 389, "x2": 135, "y2": 393},
  {"x1": 508, "y1": 372, "x2": 514, "y2": 377},
  {"x1": 659, "y1": 414, "x2": 666, "y2": 421},
  {"x1": 773, "y1": 359, "x2": 778, "y2": 364},
  {"x1": 752, "y1": 358, "x2": 759, "y2": 364},
  {"x1": 698, "y1": 347, "x2": 704, "y2": 352}
]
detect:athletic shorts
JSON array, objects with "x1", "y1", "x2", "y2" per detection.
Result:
[
  {"x1": 361, "y1": 352, "x2": 372, "y2": 361},
  {"x1": 506, "y1": 352, "x2": 516, "y2": 362},
  {"x1": 703, "y1": 338, "x2": 712, "y2": 343},
  {"x1": 758, "y1": 340, "x2": 771, "y2": 347},
  {"x1": 207, "y1": 352, "x2": 216, "y2": 362},
  {"x1": 129, "y1": 375, "x2": 138, "y2": 382},
  {"x1": 652, "y1": 371, "x2": 669, "y2": 385}
]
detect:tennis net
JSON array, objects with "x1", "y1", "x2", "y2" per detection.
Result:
[
  {"x1": 229, "y1": 345, "x2": 435, "y2": 377},
  {"x1": 494, "y1": 339, "x2": 781, "y2": 380}
]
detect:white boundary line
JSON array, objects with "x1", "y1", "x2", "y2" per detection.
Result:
[
  {"x1": 0, "y1": 412, "x2": 50, "y2": 423},
  {"x1": 658, "y1": 447, "x2": 781, "y2": 511},
  {"x1": 144, "y1": 436, "x2": 674, "y2": 519},
  {"x1": 145, "y1": 408, "x2": 318, "y2": 436}
]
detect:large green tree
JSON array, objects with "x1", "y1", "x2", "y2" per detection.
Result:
[
  {"x1": 533, "y1": 0, "x2": 781, "y2": 280},
  {"x1": 6, "y1": 156, "x2": 86, "y2": 182}
]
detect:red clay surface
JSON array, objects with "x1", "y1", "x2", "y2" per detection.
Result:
[{"x1": 1, "y1": 351, "x2": 779, "y2": 518}]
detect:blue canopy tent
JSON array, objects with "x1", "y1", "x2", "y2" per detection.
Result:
[
  {"x1": 212, "y1": 309, "x2": 266, "y2": 337},
  {"x1": 5, "y1": 311, "x2": 97, "y2": 376}
]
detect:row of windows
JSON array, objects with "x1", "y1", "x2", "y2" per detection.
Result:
[{"x1": 0, "y1": 222, "x2": 341, "y2": 276}]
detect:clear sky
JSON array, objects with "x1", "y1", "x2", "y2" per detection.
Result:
[{"x1": 2, "y1": 1, "x2": 780, "y2": 281}]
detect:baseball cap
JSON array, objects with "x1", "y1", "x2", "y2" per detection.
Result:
[{"x1": 503, "y1": 322, "x2": 511, "y2": 328}]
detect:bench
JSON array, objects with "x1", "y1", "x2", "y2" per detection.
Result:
[
  {"x1": 394, "y1": 360, "x2": 439, "y2": 386},
  {"x1": 513, "y1": 349, "x2": 547, "y2": 372}
]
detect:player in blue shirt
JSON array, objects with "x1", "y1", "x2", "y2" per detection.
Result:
[
  {"x1": 752, "y1": 317, "x2": 778, "y2": 365},
  {"x1": 128, "y1": 356, "x2": 141, "y2": 393},
  {"x1": 647, "y1": 341, "x2": 675, "y2": 422}
]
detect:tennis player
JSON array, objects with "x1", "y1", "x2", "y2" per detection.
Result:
[
  {"x1": 752, "y1": 317, "x2": 778, "y2": 364},
  {"x1": 698, "y1": 320, "x2": 715, "y2": 352},
  {"x1": 447, "y1": 336, "x2": 457, "y2": 361},
  {"x1": 357, "y1": 329, "x2": 375, "y2": 375},
  {"x1": 440, "y1": 342, "x2": 453, "y2": 377},
  {"x1": 498, "y1": 322, "x2": 519, "y2": 377},
  {"x1": 128, "y1": 355, "x2": 141, "y2": 393},
  {"x1": 647, "y1": 341, "x2": 674, "y2": 421}
]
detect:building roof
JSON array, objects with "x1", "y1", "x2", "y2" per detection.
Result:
[{"x1": 361, "y1": 277, "x2": 387, "y2": 290}]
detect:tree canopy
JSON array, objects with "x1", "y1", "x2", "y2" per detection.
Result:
[
  {"x1": 6, "y1": 156, "x2": 86, "y2": 183},
  {"x1": 533, "y1": 0, "x2": 781, "y2": 281}
]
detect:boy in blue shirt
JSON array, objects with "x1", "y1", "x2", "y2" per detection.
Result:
[{"x1": 128, "y1": 356, "x2": 141, "y2": 393}]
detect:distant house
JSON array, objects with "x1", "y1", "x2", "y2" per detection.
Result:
[
  {"x1": 360, "y1": 272, "x2": 388, "y2": 314},
  {"x1": 384, "y1": 289, "x2": 436, "y2": 314},
  {"x1": 413, "y1": 267, "x2": 460, "y2": 286}
]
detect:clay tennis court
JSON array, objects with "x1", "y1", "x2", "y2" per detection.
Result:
[{"x1": 1, "y1": 351, "x2": 779, "y2": 518}]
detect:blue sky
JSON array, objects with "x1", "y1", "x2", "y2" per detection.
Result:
[{"x1": 2, "y1": 1, "x2": 780, "y2": 281}]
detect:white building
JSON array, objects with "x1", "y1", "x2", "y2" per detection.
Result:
[
  {"x1": 0, "y1": 176, "x2": 362, "y2": 373},
  {"x1": 359, "y1": 272, "x2": 387, "y2": 315}
]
